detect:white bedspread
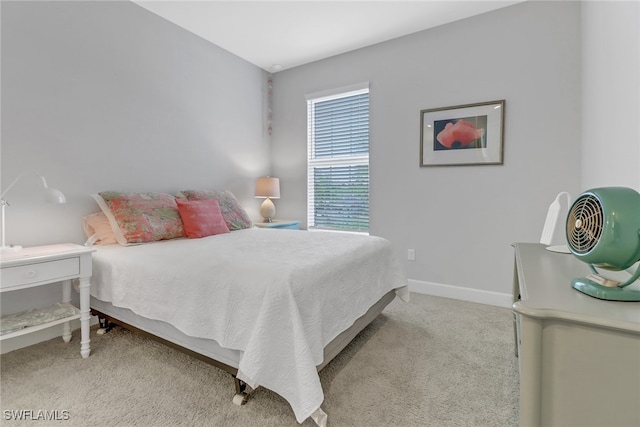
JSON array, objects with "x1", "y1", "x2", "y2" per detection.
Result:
[{"x1": 90, "y1": 228, "x2": 408, "y2": 423}]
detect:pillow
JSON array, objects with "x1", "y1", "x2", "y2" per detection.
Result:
[
  {"x1": 179, "y1": 190, "x2": 253, "y2": 231},
  {"x1": 93, "y1": 192, "x2": 186, "y2": 245},
  {"x1": 82, "y1": 212, "x2": 118, "y2": 245},
  {"x1": 176, "y1": 199, "x2": 230, "y2": 238}
]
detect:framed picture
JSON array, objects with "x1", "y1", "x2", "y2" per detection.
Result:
[{"x1": 420, "y1": 100, "x2": 505, "y2": 166}]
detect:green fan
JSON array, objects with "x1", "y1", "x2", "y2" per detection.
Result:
[{"x1": 566, "y1": 187, "x2": 640, "y2": 301}]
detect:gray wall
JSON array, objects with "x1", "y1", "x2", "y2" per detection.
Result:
[
  {"x1": 271, "y1": 1, "x2": 583, "y2": 301},
  {"x1": 1, "y1": 0, "x2": 270, "y2": 248},
  {"x1": 581, "y1": 0, "x2": 640, "y2": 191}
]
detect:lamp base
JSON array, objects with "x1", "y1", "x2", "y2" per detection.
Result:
[
  {"x1": 0, "y1": 245, "x2": 23, "y2": 253},
  {"x1": 260, "y1": 198, "x2": 276, "y2": 223}
]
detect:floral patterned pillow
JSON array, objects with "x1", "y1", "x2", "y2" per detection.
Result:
[
  {"x1": 93, "y1": 192, "x2": 186, "y2": 245},
  {"x1": 179, "y1": 190, "x2": 253, "y2": 231}
]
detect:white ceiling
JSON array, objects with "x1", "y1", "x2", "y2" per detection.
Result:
[{"x1": 133, "y1": 0, "x2": 523, "y2": 72}]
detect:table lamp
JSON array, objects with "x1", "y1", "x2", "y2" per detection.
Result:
[
  {"x1": 1, "y1": 171, "x2": 66, "y2": 252},
  {"x1": 255, "y1": 176, "x2": 280, "y2": 222}
]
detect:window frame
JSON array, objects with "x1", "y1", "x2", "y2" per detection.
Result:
[{"x1": 306, "y1": 83, "x2": 370, "y2": 234}]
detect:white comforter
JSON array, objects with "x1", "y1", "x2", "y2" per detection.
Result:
[{"x1": 90, "y1": 228, "x2": 408, "y2": 423}]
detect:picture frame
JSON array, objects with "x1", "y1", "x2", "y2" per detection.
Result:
[{"x1": 420, "y1": 100, "x2": 505, "y2": 166}]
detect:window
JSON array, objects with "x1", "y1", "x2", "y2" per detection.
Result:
[{"x1": 306, "y1": 84, "x2": 369, "y2": 233}]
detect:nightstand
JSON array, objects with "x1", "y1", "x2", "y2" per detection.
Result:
[
  {"x1": 0, "y1": 244, "x2": 95, "y2": 358},
  {"x1": 253, "y1": 220, "x2": 301, "y2": 230}
]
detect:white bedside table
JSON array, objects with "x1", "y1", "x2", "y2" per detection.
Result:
[
  {"x1": 0, "y1": 244, "x2": 95, "y2": 358},
  {"x1": 253, "y1": 220, "x2": 300, "y2": 230}
]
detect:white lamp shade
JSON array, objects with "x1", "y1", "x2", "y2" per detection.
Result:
[
  {"x1": 255, "y1": 176, "x2": 280, "y2": 199},
  {"x1": 45, "y1": 187, "x2": 66, "y2": 204}
]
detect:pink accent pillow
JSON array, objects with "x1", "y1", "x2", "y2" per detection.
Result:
[
  {"x1": 179, "y1": 190, "x2": 253, "y2": 231},
  {"x1": 176, "y1": 199, "x2": 230, "y2": 238},
  {"x1": 93, "y1": 192, "x2": 186, "y2": 245},
  {"x1": 82, "y1": 212, "x2": 118, "y2": 245}
]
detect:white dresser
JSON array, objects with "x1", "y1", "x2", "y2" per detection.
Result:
[
  {"x1": 1, "y1": 244, "x2": 95, "y2": 358},
  {"x1": 512, "y1": 243, "x2": 640, "y2": 427}
]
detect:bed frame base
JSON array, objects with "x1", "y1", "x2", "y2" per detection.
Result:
[
  {"x1": 90, "y1": 290, "x2": 395, "y2": 411},
  {"x1": 91, "y1": 309, "x2": 253, "y2": 405}
]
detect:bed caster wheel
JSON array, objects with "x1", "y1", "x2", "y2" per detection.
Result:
[
  {"x1": 97, "y1": 318, "x2": 112, "y2": 335},
  {"x1": 232, "y1": 393, "x2": 247, "y2": 406}
]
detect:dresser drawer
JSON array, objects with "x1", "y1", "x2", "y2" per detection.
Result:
[{"x1": 1, "y1": 258, "x2": 80, "y2": 289}]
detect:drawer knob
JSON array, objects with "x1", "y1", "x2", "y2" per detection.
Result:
[{"x1": 25, "y1": 270, "x2": 37, "y2": 278}]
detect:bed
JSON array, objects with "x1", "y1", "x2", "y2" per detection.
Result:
[{"x1": 86, "y1": 192, "x2": 408, "y2": 425}]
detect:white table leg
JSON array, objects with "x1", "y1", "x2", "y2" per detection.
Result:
[
  {"x1": 78, "y1": 277, "x2": 91, "y2": 358},
  {"x1": 61, "y1": 279, "x2": 72, "y2": 343}
]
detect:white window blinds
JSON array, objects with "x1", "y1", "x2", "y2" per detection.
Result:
[{"x1": 307, "y1": 86, "x2": 369, "y2": 232}]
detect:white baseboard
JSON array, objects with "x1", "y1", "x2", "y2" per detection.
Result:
[
  {"x1": 409, "y1": 279, "x2": 513, "y2": 308},
  {"x1": 0, "y1": 317, "x2": 99, "y2": 355}
]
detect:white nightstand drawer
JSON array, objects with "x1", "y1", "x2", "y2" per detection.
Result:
[{"x1": 1, "y1": 258, "x2": 79, "y2": 289}]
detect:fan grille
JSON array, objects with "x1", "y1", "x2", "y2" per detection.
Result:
[{"x1": 567, "y1": 194, "x2": 603, "y2": 254}]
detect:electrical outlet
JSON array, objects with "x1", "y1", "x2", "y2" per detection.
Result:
[{"x1": 407, "y1": 249, "x2": 415, "y2": 261}]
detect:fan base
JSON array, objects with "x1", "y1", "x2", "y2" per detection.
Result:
[{"x1": 573, "y1": 278, "x2": 640, "y2": 301}]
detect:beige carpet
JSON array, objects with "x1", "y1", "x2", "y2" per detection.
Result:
[{"x1": 0, "y1": 293, "x2": 519, "y2": 426}]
